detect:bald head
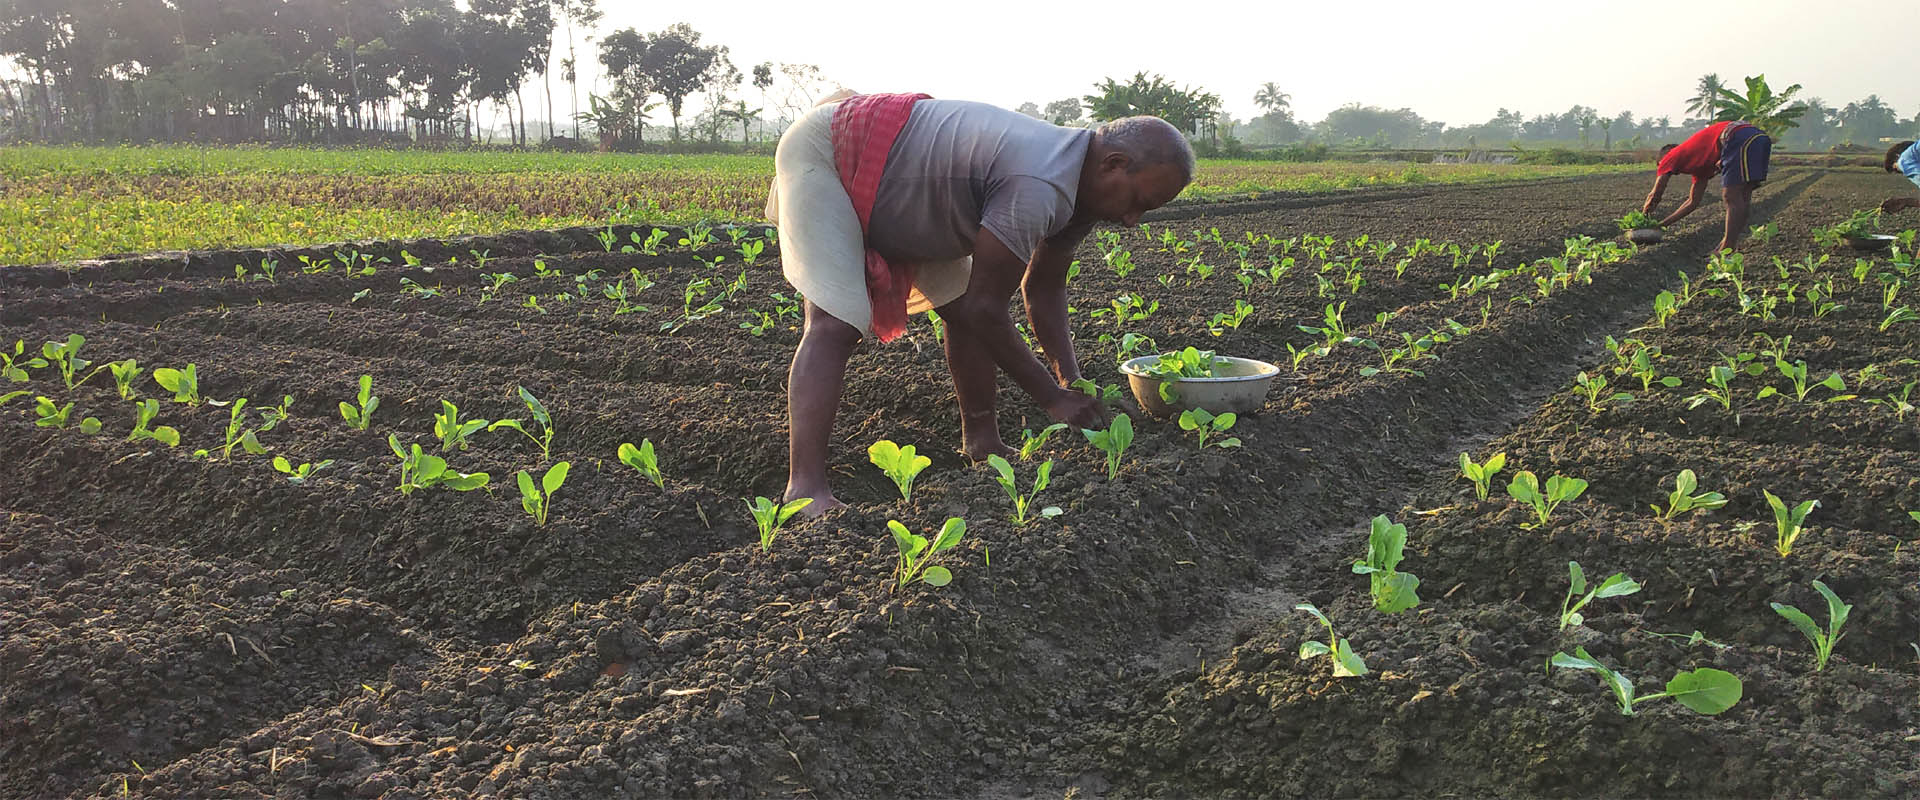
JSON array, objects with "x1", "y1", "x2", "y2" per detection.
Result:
[{"x1": 1093, "y1": 116, "x2": 1197, "y2": 184}]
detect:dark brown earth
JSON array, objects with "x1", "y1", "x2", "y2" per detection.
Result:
[{"x1": 1, "y1": 168, "x2": 1914, "y2": 799}]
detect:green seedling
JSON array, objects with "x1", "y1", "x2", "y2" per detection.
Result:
[
  {"x1": 3, "y1": 339, "x2": 48, "y2": 382},
  {"x1": 1763, "y1": 490, "x2": 1818, "y2": 556},
  {"x1": 1177, "y1": 407, "x2": 1241, "y2": 449},
  {"x1": 517, "y1": 462, "x2": 572, "y2": 526},
  {"x1": 1626, "y1": 347, "x2": 1682, "y2": 392},
  {"x1": 387, "y1": 434, "x2": 490, "y2": 495},
  {"x1": 1771, "y1": 580, "x2": 1851, "y2": 672},
  {"x1": 1295, "y1": 603, "x2": 1367, "y2": 678},
  {"x1": 257, "y1": 395, "x2": 293, "y2": 432},
  {"x1": 1506, "y1": 470, "x2": 1588, "y2": 528},
  {"x1": 41, "y1": 334, "x2": 98, "y2": 389},
  {"x1": 1879, "y1": 306, "x2": 1918, "y2": 332},
  {"x1": 1351, "y1": 515, "x2": 1420, "y2": 613},
  {"x1": 1616, "y1": 210, "x2": 1662, "y2": 232},
  {"x1": 985, "y1": 454, "x2": 1060, "y2": 526},
  {"x1": 890, "y1": 517, "x2": 966, "y2": 589},
  {"x1": 617, "y1": 440, "x2": 666, "y2": 489},
  {"x1": 107, "y1": 359, "x2": 142, "y2": 400},
  {"x1": 1018, "y1": 423, "x2": 1069, "y2": 461},
  {"x1": 868, "y1": 439, "x2": 932, "y2": 501},
  {"x1": 273, "y1": 456, "x2": 334, "y2": 484},
  {"x1": 127, "y1": 399, "x2": 180, "y2": 446},
  {"x1": 339, "y1": 375, "x2": 378, "y2": 430},
  {"x1": 1758, "y1": 359, "x2": 1846, "y2": 402},
  {"x1": 433, "y1": 400, "x2": 488, "y2": 451},
  {"x1": 152, "y1": 364, "x2": 202, "y2": 405},
  {"x1": 1686, "y1": 364, "x2": 1739, "y2": 412},
  {"x1": 1082, "y1": 414, "x2": 1134, "y2": 480},
  {"x1": 217, "y1": 398, "x2": 269, "y2": 459},
  {"x1": 1140, "y1": 347, "x2": 1223, "y2": 404},
  {"x1": 1651, "y1": 469, "x2": 1727, "y2": 520},
  {"x1": 1574, "y1": 371, "x2": 1633, "y2": 412},
  {"x1": 1551, "y1": 646, "x2": 1742, "y2": 716},
  {"x1": 1070, "y1": 378, "x2": 1126, "y2": 408},
  {"x1": 1208, "y1": 300, "x2": 1255, "y2": 336},
  {"x1": 1459, "y1": 451, "x2": 1506, "y2": 500},
  {"x1": 489, "y1": 386, "x2": 556, "y2": 461},
  {"x1": 1651, "y1": 290, "x2": 1678, "y2": 327},
  {"x1": 34, "y1": 396, "x2": 100, "y2": 433},
  {"x1": 1559, "y1": 560, "x2": 1642, "y2": 630},
  {"x1": 747, "y1": 496, "x2": 811, "y2": 551}
]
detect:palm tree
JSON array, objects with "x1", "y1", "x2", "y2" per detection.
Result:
[
  {"x1": 1686, "y1": 73, "x2": 1724, "y2": 119},
  {"x1": 1714, "y1": 74, "x2": 1806, "y2": 140},
  {"x1": 1253, "y1": 82, "x2": 1290, "y2": 115}
]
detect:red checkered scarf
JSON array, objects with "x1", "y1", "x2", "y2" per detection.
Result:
[{"x1": 831, "y1": 92, "x2": 931, "y2": 342}]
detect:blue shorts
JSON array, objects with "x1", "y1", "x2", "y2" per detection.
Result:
[{"x1": 1720, "y1": 125, "x2": 1770, "y2": 189}]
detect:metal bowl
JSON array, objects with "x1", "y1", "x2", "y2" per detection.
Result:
[
  {"x1": 1626, "y1": 228, "x2": 1664, "y2": 244},
  {"x1": 1120, "y1": 354, "x2": 1282, "y2": 417},
  {"x1": 1846, "y1": 234, "x2": 1896, "y2": 252}
]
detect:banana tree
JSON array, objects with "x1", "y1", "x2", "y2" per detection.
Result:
[{"x1": 1714, "y1": 75, "x2": 1807, "y2": 140}]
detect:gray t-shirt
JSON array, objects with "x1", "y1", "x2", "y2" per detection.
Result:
[{"x1": 864, "y1": 100, "x2": 1091, "y2": 263}]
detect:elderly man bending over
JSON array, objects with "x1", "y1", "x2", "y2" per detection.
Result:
[{"x1": 766, "y1": 94, "x2": 1193, "y2": 513}]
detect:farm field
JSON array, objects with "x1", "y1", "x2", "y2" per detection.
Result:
[
  {"x1": 0, "y1": 144, "x2": 1639, "y2": 267},
  {"x1": 2, "y1": 168, "x2": 1917, "y2": 799}
]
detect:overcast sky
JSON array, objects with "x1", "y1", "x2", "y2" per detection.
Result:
[{"x1": 586, "y1": 0, "x2": 1914, "y2": 125}]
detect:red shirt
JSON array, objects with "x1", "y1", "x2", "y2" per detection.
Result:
[{"x1": 1658, "y1": 121, "x2": 1733, "y2": 178}]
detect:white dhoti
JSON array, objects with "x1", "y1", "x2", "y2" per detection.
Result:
[{"x1": 765, "y1": 101, "x2": 972, "y2": 337}]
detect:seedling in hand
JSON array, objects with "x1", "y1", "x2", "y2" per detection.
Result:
[
  {"x1": 517, "y1": 462, "x2": 572, "y2": 526},
  {"x1": 868, "y1": 440, "x2": 932, "y2": 501},
  {"x1": 1551, "y1": 646, "x2": 1742, "y2": 716},
  {"x1": 1763, "y1": 490, "x2": 1818, "y2": 556},
  {"x1": 1506, "y1": 470, "x2": 1588, "y2": 528},
  {"x1": 1295, "y1": 603, "x2": 1367, "y2": 677},
  {"x1": 617, "y1": 440, "x2": 666, "y2": 489},
  {"x1": 1771, "y1": 580, "x2": 1851, "y2": 672},
  {"x1": 1351, "y1": 515, "x2": 1420, "y2": 613},
  {"x1": 1558, "y1": 560, "x2": 1642, "y2": 630},
  {"x1": 985, "y1": 454, "x2": 1060, "y2": 526},
  {"x1": 339, "y1": 375, "x2": 379, "y2": 430},
  {"x1": 1082, "y1": 414, "x2": 1134, "y2": 480},
  {"x1": 890, "y1": 517, "x2": 965, "y2": 589},
  {"x1": 1177, "y1": 408, "x2": 1241, "y2": 449},
  {"x1": 1459, "y1": 451, "x2": 1506, "y2": 500}
]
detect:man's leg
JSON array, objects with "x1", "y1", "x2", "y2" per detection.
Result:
[
  {"x1": 935, "y1": 300, "x2": 1015, "y2": 461},
  {"x1": 1720, "y1": 183, "x2": 1753, "y2": 251},
  {"x1": 784, "y1": 300, "x2": 861, "y2": 513}
]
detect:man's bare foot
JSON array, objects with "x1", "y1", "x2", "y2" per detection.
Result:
[
  {"x1": 782, "y1": 486, "x2": 846, "y2": 518},
  {"x1": 961, "y1": 436, "x2": 1017, "y2": 462}
]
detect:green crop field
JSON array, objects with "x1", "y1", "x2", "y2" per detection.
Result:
[{"x1": 0, "y1": 145, "x2": 1637, "y2": 266}]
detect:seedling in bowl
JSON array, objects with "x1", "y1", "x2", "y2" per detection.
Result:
[
  {"x1": 1551, "y1": 646, "x2": 1742, "y2": 716},
  {"x1": 1558, "y1": 560, "x2": 1642, "y2": 630},
  {"x1": 1771, "y1": 580, "x2": 1851, "y2": 672},
  {"x1": 868, "y1": 440, "x2": 932, "y2": 501}
]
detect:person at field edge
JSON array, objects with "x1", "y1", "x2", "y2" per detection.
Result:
[
  {"x1": 1640, "y1": 119, "x2": 1773, "y2": 251},
  {"x1": 1880, "y1": 140, "x2": 1920, "y2": 213},
  {"x1": 766, "y1": 92, "x2": 1194, "y2": 514}
]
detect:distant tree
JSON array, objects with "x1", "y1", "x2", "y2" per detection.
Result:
[
  {"x1": 1686, "y1": 73, "x2": 1725, "y2": 119},
  {"x1": 556, "y1": 0, "x2": 601, "y2": 139},
  {"x1": 1084, "y1": 72, "x2": 1214, "y2": 137},
  {"x1": 596, "y1": 28, "x2": 649, "y2": 143},
  {"x1": 1317, "y1": 104, "x2": 1428, "y2": 147},
  {"x1": 1043, "y1": 97, "x2": 1081, "y2": 126},
  {"x1": 638, "y1": 23, "x2": 724, "y2": 143},
  {"x1": 1253, "y1": 82, "x2": 1290, "y2": 114},
  {"x1": 1839, "y1": 94, "x2": 1898, "y2": 145}
]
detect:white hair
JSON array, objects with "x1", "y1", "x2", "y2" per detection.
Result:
[{"x1": 1095, "y1": 116, "x2": 1197, "y2": 182}]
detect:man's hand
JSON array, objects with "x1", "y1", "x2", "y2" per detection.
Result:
[
  {"x1": 1045, "y1": 387, "x2": 1108, "y2": 430},
  {"x1": 1881, "y1": 197, "x2": 1920, "y2": 214}
]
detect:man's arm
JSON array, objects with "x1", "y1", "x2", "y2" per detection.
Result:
[
  {"x1": 1023, "y1": 222, "x2": 1094, "y2": 386},
  {"x1": 1660, "y1": 176, "x2": 1709, "y2": 227},
  {"x1": 1642, "y1": 173, "x2": 1673, "y2": 214},
  {"x1": 943, "y1": 226, "x2": 1103, "y2": 428}
]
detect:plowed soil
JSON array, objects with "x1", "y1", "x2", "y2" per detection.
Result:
[{"x1": 2, "y1": 168, "x2": 1914, "y2": 799}]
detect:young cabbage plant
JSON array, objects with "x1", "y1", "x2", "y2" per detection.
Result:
[
  {"x1": 890, "y1": 517, "x2": 966, "y2": 589},
  {"x1": 517, "y1": 462, "x2": 572, "y2": 526},
  {"x1": 489, "y1": 386, "x2": 556, "y2": 461},
  {"x1": 1351, "y1": 515, "x2": 1421, "y2": 613},
  {"x1": 217, "y1": 398, "x2": 270, "y2": 460},
  {"x1": 388, "y1": 434, "x2": 490, "y2": 495},
  {"x1": 2, "y1": 339, "x2": 48, "y2": 382},
  {"x1": 1763, "y1": 490, "x2": 1819, "y2": 556},
  {"x1": 1083, "y1": 414, "x2": 1134, "y2": 480},
  {"x1": 1295, "y1": 603, "x2": 1367, "y2": 678},
  {"x1": 1551, "y1": 646, "x2": 1742, "y2": 716},
  {"x1": 339, "y1": 375, "x2": 379, "y2": 430},
  {"x1": 868, "y1": 440, "x2": 932, "y2": 501},
  {"x1": 272, "y1": 456, "x2": 335, "y2": 484},
  {"x1": 617, "y1": 440, "x2": 666, "y2": 489},
  {"x1": 1759, "y1": 359, "x2": 1847, "y2": 402},
  {"x1": 152, "y1": 364, "x2": 203, "y2": 405},
  {"x1": 433, "y1": 400, "x2": 489, "y2": 451},
  {"x1": 985, "y1": 454, "x2": 1061, "y2": 526},
  {"x1": 127, "y1": 399, "x2": 180, "y2": 446},
  {"x1": 747, "y1": 496, "x2": 812, "y2": 551},
  {"x1": 1506, "y1": 471, "x2": 1589, "y2": 528},
  {"x1": 1017, "y1": 423, "x2": 1069, "y2": 461},
  {"x1": 1069, "y1": 378, "x2": 1126, "y2": 408},
  {"x1": 41, "y1": 334, "x2": 98, "y2": 389},
  {"x1": 1770, "y1": 580, "x2": 1851, "y2": 672},
  {"x1": 1573, "y1": 371, "x2": 1633, "y2": 412},
  {"x1": 107, "y1": 359, "x2": 142, "y2": 400},
  {"x1": 1650, "y1": 469, "x2": 1727, "y2": 520},
  {"x1": 34, "y1": 396, "x2": 101, "y2": 433},
  {"x1": 1177, "y1": 408, "x2": 1241, "y2": 449},
  {"x1": 1559, "y1": 560, "x2": 1643, "y2": 630},
  {"x1": 1459, "y1": 451, "x2": 1506, "y2": 500}
]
